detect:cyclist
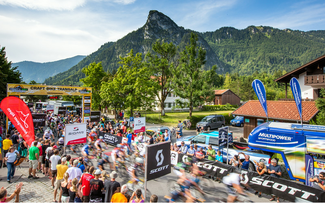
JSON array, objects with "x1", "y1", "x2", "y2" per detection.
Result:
[
  {"x1": 128, "y1": 157, "x2": 144, "y2": 190},
  {"x1": 223, "y1": 169, "x2": 246, "y2": 203},
  {"x1": 97, "y1": 154, "x2": 114, "y2": 171},
  {"x1": 111, "y1": 144, "x2": 126, "y2": 167},
  {"x1": 81, "y1": 144, "x2": 92, "y2": 158},
  {"x1": 56, "y1": 135, "x2": 65, "y2": 153},
  {"x1": 43, "y1": 127, "x2": 54, "y2": 140},
  {"x1": 94, "y1": 136, "x2": 107, "y2": 157}
]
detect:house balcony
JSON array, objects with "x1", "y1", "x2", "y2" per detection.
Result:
[{"x1": 305, "y1": 74, "x2": 325, "y2": 86}]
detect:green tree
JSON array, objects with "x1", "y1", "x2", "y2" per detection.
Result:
[
  {"x1": 223, "y1": 73, "x2": 232, "y2": 89},
  {"x1": 101, "y1": 50, "x2": 155, "y2": 116},
  {"x1": 146, "y1": 40, "x2": 177, "y2": 116},
  {"x1": 61, "y1": 95, "x2": 82, "y2": 106},
  {"x1": 172, "y1": 33, "x2": 216, "y2": 117},
  {"x1": 80, "y1": 62, "x2": 107, "y2": 110},
  {"x1": 316, "y1": 88, "x2": 325, "y2": 125},
  {"x1": 0, "y1": 46, "x2": 22, "y2": 100}
]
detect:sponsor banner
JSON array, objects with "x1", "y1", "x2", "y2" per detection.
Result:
[
  {"x1": 84, "y1": 96, "x2": 91, "y2": 99},
  {"x1": 146, "y1": 141, "x2": 171, "y2": 181},
  {"x1": 35, "y1": 103, "x2": 43, "y2": 109},
  {"x1": 0, "y1": 97, "x2": 35, "y2": 146},
  {"x1": 177, "y1": 154, "x2": 324, "y2": 202},
  {"x1": 7, "y1": 84, "x2": 92, "y2": 96},
  {"x1": 130, "y1": 117, "x2": 134, "y2": 122},
  {"x1": 290, "y1": 77, "x2": 302, "y2": 121},
  {"x1": 46, "y1": 104, "x2": 54, "y2": 111},
  {"x1": 84, "y1": 107, "x2": 90, "y2": 110},
  {"x1": 305, "y1": 154, "x2": 314, "y2": 187},
  {"x1": 84, "y1": 117, "x2": 90, "y2": 121},
  {"x1": 84, "y1": 100, "x2": 91, "y2": 103},
  {"x1": 134, "y1": 117, "x2": 146, "y2": 133},
  {"x1": 90, "y1": 111, "x2": 101, "y2": 122},
  {"x1": 252, "y1": 79, "x2": 268, "y2": 117},
  {"x1": 32, "y1": 113, "x2": 46, "y2": 127},
  {"x1": 84, "y1": 110, "x2": 90, "y2": 114},
  {"x1": 170, "y1": 151, "x2": 178, "y2": 165},
  {"x1": 98, "y1": 131, "x2": 122, "y2": 146},
  {"x1": 218, "y1": 126, "x2": 229, "y2": 150},
  {"x1": 84, "y1": 103, "x2": 91, "y2": 107},
  {"x1": 65, "y1": 123, "x2": 87, "y2": 145}
]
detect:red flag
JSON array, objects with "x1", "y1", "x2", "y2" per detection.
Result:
[{"x1": 0, "y1": 96, "x2": 35, "y2": 146}]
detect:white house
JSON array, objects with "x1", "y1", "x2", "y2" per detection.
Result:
[
  {"x1": 275, "y1": 54, "x2": 325, "y2": 100},
  {"x1": 153, "y1": 92, "x2": 189, "y2": 111}
]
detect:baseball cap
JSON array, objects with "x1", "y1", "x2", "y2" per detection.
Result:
[
  {"x1": 110, "y1": 171, "x2": 118, "y2": 179},
  {"x1": 94, "y1": 169, "x2": 102, "y2": 175}
]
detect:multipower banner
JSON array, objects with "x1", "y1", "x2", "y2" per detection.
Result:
[{"x1": 177, "y1": 154, "x2": 325, "y2": 202}]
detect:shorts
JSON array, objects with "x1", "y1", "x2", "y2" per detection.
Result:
[
  {"x1": 51, "y1": 170, "x2": 57, "y2": 177},
  {"x1": 61, "y1": 195, "x2": 70, "y2": 203},
  {"x1": 3, "y1": 150, "x2": 8, "y2": 157},
  {"x1": 111, "y1": 155, "x2": 116, "y2": 162},
  {"x1": 54, "y1": 178, "x2": 63, "y2": 191},
  {"x1": 45, "y1": 159, "x2": 50, "y2": 168},
  {"x1": 83, "y1": 149, "x2": 89, "y2": 156},
  {"x1": 226, "y1": 185, "x2": 237, "y2": 196},
  {"x1": 29, "y1": 160, "x2": 38, "y2": 169},
  {"x1": 42, "y1": 156, "x2": 46, "y2": 164},
  {"x1": 39, "y1": 155, "x2": 43, "y2": 162}
]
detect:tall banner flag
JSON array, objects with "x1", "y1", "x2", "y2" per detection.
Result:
[
  {"x1": 290, "y1": 77, "x2": 302, "y2": 121},
  {"x1": 0, "y1": 96, "x2": 35, "y2": 146},
  {"x1": 305, "y1": 154, "x2": 314, "y2": 187},
  {"x1": 134, "y1": 117, "x2": 146, "y2": 133},
  {"x1": 252, "y1": 79, "x2": 268, "y2": 118}
]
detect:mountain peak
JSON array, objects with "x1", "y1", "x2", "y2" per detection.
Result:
[{"x1": 144, "y1": 10, "x2": 180, "y2": 39}]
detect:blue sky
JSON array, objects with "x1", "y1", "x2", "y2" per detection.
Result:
[{"x1": 1, "y1": 0, "x2": 325, "y2": 63}]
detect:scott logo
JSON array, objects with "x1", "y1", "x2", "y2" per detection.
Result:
[
  {"x1": 156, "y1": 149, "x2": 164, "y2": 166},
  {"x1": 73, "y1": 127, "x2": 79, "y2": 131}
]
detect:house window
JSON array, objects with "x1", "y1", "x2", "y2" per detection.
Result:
[
  {"x1": 168, "y1": 93, "x2": 171, "y2": 97},
  {"x1": 323, "y1": 67, "x2": 325, "y2": 74},
  {"x1": 173, "y1": 102, "x2": 175, "y2": 107},
  {"x1": 168, "y1": 103, "x2": 172, "y2": 108}
]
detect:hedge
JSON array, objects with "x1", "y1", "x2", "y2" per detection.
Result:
[
  {"x1": 202, "y1": 104, "x2": 238, "y2": 111},
  {"x1": 187, "y1": 112, "x2": 233, "y2": 129}
]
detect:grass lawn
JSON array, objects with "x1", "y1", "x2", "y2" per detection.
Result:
[{"x1": 144, "y1": 111, "x2": 233, "y2": 127}]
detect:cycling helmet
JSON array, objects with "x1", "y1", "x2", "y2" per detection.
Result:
[
  {"x1": 135, "y1": 157, "x2": 144, "y2": 164},
  {"x1": 99, "y1": 136, "x2": 103, "y2": 139},
  {"x1": 117, "y1": 144, "x2": 122, "y2": 148}
]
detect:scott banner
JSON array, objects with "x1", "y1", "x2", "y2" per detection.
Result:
[
  {"x1": 0, "y1": 96, "x2": 35, "y2": 146},
  {"x1": 146, "y1": 141, "x2": 171, "y2": 181},
  {"x1": 32, "y1": 113, "x2": 46, "y2": 128},
  {"x1": 290, "y1": 77, "x2": 302, "y2": 121},
  {"x1": 134, "y1": 117, "x2": 146, "y2": 133},
  {"x1": 64, "y1": 123, "x2": 87, "y2": 145},
  {"x1": 177, "y1": 154, "x2": 325, "y2": 202},
  {"x1": 252, "y1": 79, "x2": 268, "y2": 117}
]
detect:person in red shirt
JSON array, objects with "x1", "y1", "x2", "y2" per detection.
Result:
[
  {"x1": 121, "y1": 123, "x2": 126, "y2": 134},
  {"x1": 79, "y1": 166, "x2": 95, "y2": 202},
  {"x1": 131, "y1": 133, "x2": 136, "y2": 141}
]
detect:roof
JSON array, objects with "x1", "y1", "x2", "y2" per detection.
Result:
[
  {"x1": 275, "y1": 54, "x2": 325, "y2": 83},
  {"x1": 215, "y1": 89, "x2": 229, "y2": 95},
  {"x1": 232, "y1": 100, "x2": 319, "y2": 122}
]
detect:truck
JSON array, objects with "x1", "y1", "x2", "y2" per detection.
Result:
[
  {"x1": 248, "y1": 122, "x2": 325, "y2": 182},
  {"x1": 50, "y1": 100, "x2": 76, "y2": 115}
]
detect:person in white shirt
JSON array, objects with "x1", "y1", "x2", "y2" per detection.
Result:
[
  {"x1": 43, "y1": 128, "x2": 54, "y2": 140},
  {"x1": 49, "y1": 150, "x2": 61, "y2": 188},
  {"x1": 223, "y1": 170, "x2": 245, "y2": 203},
  {"x1": 66, "y1": 159, "x2": 82, "y2": 181}
]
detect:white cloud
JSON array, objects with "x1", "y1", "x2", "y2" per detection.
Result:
[
  {"x1": 177, "y1": 0, "x2": 237, "y2": 30},
  {"x1": 108, "y1": 0, "x2": 136, "y2": 5},
  {"x1": 0, "y1": 0, "x2": 86, "y2": 11}
]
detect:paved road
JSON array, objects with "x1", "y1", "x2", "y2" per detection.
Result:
[{"x1": 0, "y1": 142, "x2": 276, "y2": 203}]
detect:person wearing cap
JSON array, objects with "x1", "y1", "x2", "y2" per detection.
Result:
[
  {"x1": 66, "y1": 160, "x2": 82, "y2": 181},
  {"x1": 77, "y1": 157, "x2": 86, "y2": 172},
  {"x1": 89, "y1": 169, "x2": 104, "y2": 202},
  {"x1": 187, "y1": 145, "x2": 195, "y2": 156},
  {"x1": 54, "y1": 157, "x2": 68, "y2": 202},
  {"x1": 79, "y1": 166, "x2": 95, "y2": 202},
  {"x1": 104, "y1": 171, "x2": 121, "y2": 203},
  {"x1": 178, "y1": 142, "x2": 188, "y2": 154}
]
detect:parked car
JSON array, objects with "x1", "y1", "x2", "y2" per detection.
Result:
[
  {"x1": 196, "y1": 114, "x2": 225, "y2": 131},
  {"x1": 230, "y1": 116, "x2": 244, "y2": 127},
  {"x1": 177, "y1": 131, "x2": 271, "y2": 171}
]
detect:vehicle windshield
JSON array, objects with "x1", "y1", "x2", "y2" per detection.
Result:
[
  {"x1": 234, "y1": 116, "x2": 243, "y2": 120},
  {"x1": 201, "y1": 117, "x2": 212, "y2": 122}
]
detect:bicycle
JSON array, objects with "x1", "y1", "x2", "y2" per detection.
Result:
[{"x1": 115, "y1": 160, "x2": 128, "y2": 179}]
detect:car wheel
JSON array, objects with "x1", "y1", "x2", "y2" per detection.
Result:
[
  {"x1": 240, "y1": 123, "x2": 243, "y2": 127},
  {"x1": 207, "y1": 126, "x2": 211, "y2": 131}
]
